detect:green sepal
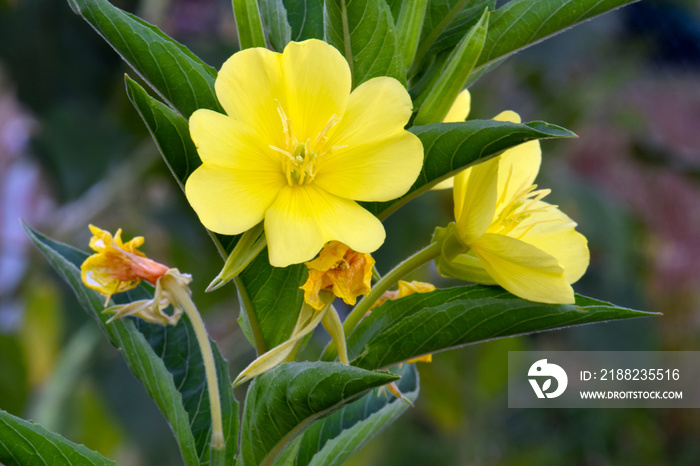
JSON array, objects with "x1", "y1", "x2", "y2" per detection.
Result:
[
  {"x1": 207, "y1": 223, "x2": 266, "y2": 292},
  {"x1": 432, "y1": 223, "x2": 495, "y2": 284}
]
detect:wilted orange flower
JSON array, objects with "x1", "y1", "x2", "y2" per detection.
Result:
[
  {"x1": 301, "y1": 241, "x2": 375, "y2": 310},
  {"x1": 81, "y1": 225, "x2": 169, "y2": 305},
  {"x1": 80, "y1": 225, "x2": 190, "y2": 325}
]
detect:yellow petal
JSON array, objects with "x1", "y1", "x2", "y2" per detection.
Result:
[
  {"x1": 185, "y1": 165, "x2": 285, "y2": 235},
  {"x1": 264, "y1": 185, "x2": 385, "y2": 267},
  {"x1": 470, "y1": 233, "x2": 574, "y2": 304},
  {"x1": 331, "y1": 77, "x2": 413, "y2": 148},
  {"x1": 189, "y1": 109, "x2": 280, "y2": 170},
  {"x1": 431, "y1": 178, "x2": 454, "y2": 190},
  {"x1": 281, "y1": 39, "x2": 351, "y2": 143},
  {"x1": 493, "y1": 110, "x2": 521, "y2": 124},
  {"x1": 215, "y1": 46, "x2": 285, "y2": 146},
  {"x1": 443, "y1": 89, "x2": 471, "y2": 123},
  {"x1": 406, "y1": 354, "x2": 433, "y2": 364},
  {"x1": 314, "y1": 131, "x2": 423, "y2": 202},
  {"x1": 492, "y1": 112, "x2": 542, "y2": 210},
  {"x1": 514, "y1": 203, "x2": 590, "y2": 284},
  {"x1": 453, "y1": 156, "x2": 499, "y2": 243}
]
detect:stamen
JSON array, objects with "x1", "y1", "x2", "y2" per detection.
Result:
[
  {"x1": 269, "y1": 145, "x2": 292, "y2": 158},
  {"x1": 273, "y1": 104, "x2": 341, "y2": 186}
]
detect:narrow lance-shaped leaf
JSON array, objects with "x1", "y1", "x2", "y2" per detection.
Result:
[
  {"x1": 395, "y1": 0, "x2": 429, "y2": 68},
  {"x1": 362, "y1": 119, "x2": 577, "y2": 219},
  {"x1": 293, "y1": 363, "x2": 419, "y2": 466},
  {"x1": 348, "y1": 285, "x2": 660, "y2": 370},
  {"x1": 66, "y1": 0, "x2": 221, "y2": 117},
  {"x1": 259, "y1": 0, "x2": 293, "y2": 51},
  {"x1": 411, "y1": 0, "x2": 494, "y2": 73},
  {"x1": 414, "y1": 8, "x2": 489, "y2": 125},
  {"x1": 125, "y1": 76, "x2": 202, "y2": 188},
  {"x1": 24, "y1": 225, "x2": 240, "y2": 466},
  {"x1": 475, "y1": 0, "x2": 638, "y2": 71},
  {"x1": 233, "y1": 0, "x2": 268, "y2": 49},
  {"x1": 240, "y1": 362, "x2": 400, "y2": 466},
  {"x1": 0, "y1": 410, "x2": 116, "y2": 466},
  {"x1": 324, "y1": 0, "x2": 407, "y2": 86}
]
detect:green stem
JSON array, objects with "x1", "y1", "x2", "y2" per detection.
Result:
[
  {"x1": 344, "y1": 241, "x2": 442, "y2": 334},
  {"x1": 171, "y1": 287, "x2": 225, "y2": 453},
  {"x1": 321, "y1": 241, "x2": 442, "y2": 361},
  {"x1": 209, "y1": 232, "x2": 268, "y2": 356}
]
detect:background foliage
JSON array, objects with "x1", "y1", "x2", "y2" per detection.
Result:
[{"x1": 1, "y1": 0, "x2": 699, "y2": 464}]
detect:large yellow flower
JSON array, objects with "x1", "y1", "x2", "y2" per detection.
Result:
[
  {"x1": 434, "y1": 114, "x2": 589, "y2": 304},
  {"x1": 185, "y1": 39, "x2": 424, "y2": 267}
]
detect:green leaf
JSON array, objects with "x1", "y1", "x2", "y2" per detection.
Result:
[
  {"x1": 362, "y1": 119, "x2": 577, "y2": 219},
  {"x1": 240, "y1": 362, "x2": 400, "y2": 466},
  {"x1": 413, "y1": 8, "x2": 489, "y2": 125},
  {"x1": 411, "y1": 0, "x2": 494, "y2": 73},
  {"x1": 394, "y1": 0, "x2": 429, "y2": 68},
  {"x1": 476, "y1": 0, "x2": 637, "y2": 71},
  {"x1": 124, "y1": 76, "x2": 201, "y2": 189},
  {"x1": 237, "y1": 249, "x2": 308, "y2": 351},
  {"x1": 0, "y1": 410, "x2": 116, "y2": 466},
  {"x1": 294, "y1": 363, "x2": 419, "y2": 466},
  {"x1": 260, "y1": 0, "x2": 293, "y2": 51},
  {"x1": 67, "y1": 0, "x2": 221, "y2": 117},
  {"x1": 283, "y1": 0, "x2": 324, "y2": 41},
  {"x1": 233, "y1": 0, "x2": 268, "y2": 49},
  {"x1": 24, "y1": 225, "x2": 239, "y2": 466},
  {"x1": 324, "y1": 0, "x2": 407, "y2": 86},
  {"x1": 348, "y1": 285, "x2": 660, "y2": 370}
]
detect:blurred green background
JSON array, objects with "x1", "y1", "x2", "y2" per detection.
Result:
[{"x1": 1, "y1": 0, "x2": 699, "y2": 464}]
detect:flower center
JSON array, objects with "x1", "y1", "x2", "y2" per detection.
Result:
[
  {"x1": 488, "y1": 165, "x2": 559, "y2": 237},
  {"x1": 269, "y1": 100, "x2": 343, "y2": 186}
]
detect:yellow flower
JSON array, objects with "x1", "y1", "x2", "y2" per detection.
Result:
[
  {"x1": 80, "y1": 225, "x2": 190, "y2": 325},
  {"x1": 434, "y1": 125, "x2": 589, "y2": 303},
  {"x1": 185, "y1": 39, "x2": 424, "y2": 267},
  {"x1": 301, "y1": 241, "x2": 375, "y2": 311}
]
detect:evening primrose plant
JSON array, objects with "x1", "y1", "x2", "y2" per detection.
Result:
[{"x1": 8, "y1": 0, "x2": 657, "y2": 465}]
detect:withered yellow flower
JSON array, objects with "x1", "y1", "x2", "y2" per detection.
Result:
[
  {"x1": 80, "y1": 225, "x2": 189, "y2": 325},
  {"x1": 301, "y1": 241, "x2": 375, "y2": 311},
  {"x1": 185, "y1": 39, "x2": 423, "y2": 267},
  {"x1": 81, "y1": 225, "x2": 168, "y2": 302}
]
